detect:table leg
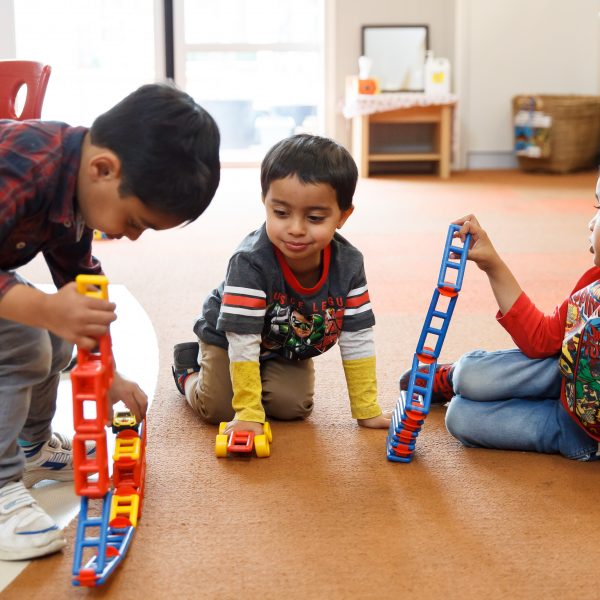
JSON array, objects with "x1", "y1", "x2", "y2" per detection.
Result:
[
  {"x1": 352, "y1": 115, "x2": 370, "y2": 177},
  {"x1": 439, "y1": 105, "x2": 451, "y2": 179}
]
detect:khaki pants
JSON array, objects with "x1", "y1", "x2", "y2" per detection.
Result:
[{"x1": 187, "y1": 341, "x2": 315, "y2": 424}]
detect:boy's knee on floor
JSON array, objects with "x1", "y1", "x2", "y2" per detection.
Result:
[
  {"x1": 271, "y1": 401, "x2": 314, "y2": 421},
  {"x1": 186, "y1": 388, "x2": 233, "y2": 425},
  {"x1": 264, "y1": 391, "x2": 314, "y2": 420},
  {"x1": 190, "y1": 402, "x2": 232, "y2": 426}
]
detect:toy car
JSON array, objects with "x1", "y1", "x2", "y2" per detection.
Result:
[
  {"x1": 215, "y1": 422, "x2": 272, "y2": 458},
  {"x1": 111, "y1": 410, "x2": 139, "y2": 434}
]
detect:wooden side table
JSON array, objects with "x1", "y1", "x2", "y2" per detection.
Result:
[{"x1": 348, "y1": 99, "x2": 455, "y2": 179}]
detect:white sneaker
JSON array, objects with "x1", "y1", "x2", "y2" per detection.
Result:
[
  {"x1": 0, "y1": 481, "x2": 66, "y2": 560},
  {"x1": 22, "y1": 432, "x2": 81, "y2": 488}
]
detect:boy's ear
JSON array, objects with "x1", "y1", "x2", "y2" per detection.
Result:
[
  {"x1": 337, "y1": 205, "x2": 354, "y2": 229},
  {"x1": 88, "y1": 151, "x2": 121, "y2": 181}
]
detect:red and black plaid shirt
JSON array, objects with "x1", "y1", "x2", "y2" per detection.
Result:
[{"x1": 0, "y1": 120, "x2": 101, "y2": 299}]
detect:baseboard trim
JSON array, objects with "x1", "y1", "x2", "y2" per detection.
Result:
[{"x1": 467, "y1": 152, "x2": 518, "y2": 170}]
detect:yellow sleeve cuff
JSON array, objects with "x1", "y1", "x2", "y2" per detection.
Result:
[
  {"x1": 342, "y1": 355, "x2": 382, "y2": 420},
  {"x1": 229, "y1": 360, "x2": 265, "y2": 423}
]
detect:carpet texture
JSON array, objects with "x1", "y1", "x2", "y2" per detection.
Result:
[{"x1": 6, "y1": 169, "x2": 600, "y2": 599}]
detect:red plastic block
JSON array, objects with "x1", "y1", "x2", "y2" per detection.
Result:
[{"x1": 227, "y1": 431, "x2": 255, "y2": 453}]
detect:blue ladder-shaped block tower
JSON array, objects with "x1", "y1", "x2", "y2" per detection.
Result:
[
  {"x1": 386, "y1": 224, "x2": 470, "y2": 463},
  {"x1": 72, "y1": 492, "x2": 136, "y2": 586}
]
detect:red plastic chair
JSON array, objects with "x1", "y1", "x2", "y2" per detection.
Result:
[{"x1": 0, "y1": 60, "x2": 51, "y2": 120}]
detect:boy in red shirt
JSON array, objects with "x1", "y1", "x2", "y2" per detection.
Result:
[{"x1": 401, "y1": 175, "x2": 600, "y2": 460}]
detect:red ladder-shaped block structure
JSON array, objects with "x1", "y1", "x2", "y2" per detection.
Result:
[{"x1": 70, "y1": 275, "x2": 146, "y2": 586}]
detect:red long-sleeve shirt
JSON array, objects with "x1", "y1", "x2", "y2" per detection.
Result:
[{"x1": 497, "y1": 267, "x2": 600, "y2": 357}]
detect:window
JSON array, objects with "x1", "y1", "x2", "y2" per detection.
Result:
[
  {"x1": 13, "y1": 0, "x2": 162, "y2": 126},
  {"x1": 174, "y1": 0, "x2": 325, "y2": 164}
]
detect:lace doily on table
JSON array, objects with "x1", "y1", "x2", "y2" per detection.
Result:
[{"x1": 342, "y1": 92, "x2": 458, "y2": 119}]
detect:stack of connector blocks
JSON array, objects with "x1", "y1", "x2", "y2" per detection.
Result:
[
  {"x1": 70, "y1": 275, "x2": 146, "y2": 587},
  {"x1": 387, "y1": 224, "x2": 470, "y2": 463}
]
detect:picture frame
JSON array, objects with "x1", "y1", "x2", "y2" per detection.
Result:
[{"x1": 361, "y1": 25, "x2": 429, "y2": 92}]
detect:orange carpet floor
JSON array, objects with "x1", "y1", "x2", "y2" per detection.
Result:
[{"x1": 7, "y1": 168, "x2": 600, "y2": 599}]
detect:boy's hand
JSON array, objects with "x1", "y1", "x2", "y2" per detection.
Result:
[
  {"x1": 107, "y1": 372, "x2": 148, "y2": 423},
  {"x1": 452, "y1": 214, "x2": 503, "y2": 273},
  {"x1": 452, "y1": 214, "x2": 522, "y2": 315},
  {"x1": 44, "y1": 282, "x2": 117, "y2": 350},
  {"x1": 223, "y1": 420, "x2": 265, "y2": 436},
  {"x1": 357, "y1": 411, "x2": 392, "y2": 429}
]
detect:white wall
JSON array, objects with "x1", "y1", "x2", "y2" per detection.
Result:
[
  {"x1": 456, "y1": 0, "x2": 600, "y2": 169},
  {"x1": 3, "y1": 1, "x2": 599, "y2": 169},
  {"x1": 332, "y1": 0, "x2": 600, "y2": 170},
  {"x1": 330, "y1": 0, "x2": 455, "y2": 148},
  {"x1": 0, "y1": 0, "x2": 16, "y2": 58}
]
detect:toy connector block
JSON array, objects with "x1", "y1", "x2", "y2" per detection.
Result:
[
  {"x1": 72, "y1": 491, "x2": 137, "y2": 587},
  {"x1": 391, "y1": 402, "x2": 423, "y2": 433},
  {"x1": 437, "y1": 225, "x2": 471, "y2": 293},
  {"x1": 395, "y1": 428, "x2": 419, "y2": 445},
  {"x1": 73, "y1": 432, "x2": 109, "y2": 498},
  {"x1": 404, "y1": 357, "x2": 436, "y2": 415},
  {"x1": 113, "y1": 455, "x2": 143, "y2": 495},
  {"x1": 386, "y1": 436, "x2": 413, "y2": 463},
  {"x1": 73, "y1": 527, "x2": 135, "y2": 587},
  {"x1": 72, "y1": 494, "x2": 112, "y2": 585},
  {"x1": 228, "y1": 431, "x2": 255, "y2": 453},
  {"x1": 109, "y1": 491, "x2": 140, "y2": 527},
  {"x1": 75, "y1": 333, "x2": 114, "y2": 394},
  {"x1": 415, "y1": 291, "x2": 459, "y2": 360},
  {"x1": 71, "y1": 361, "x2": 110, "y2": 435},
  {"x1": 113, "y1": 433, "x2": 142, "y2": 462}
]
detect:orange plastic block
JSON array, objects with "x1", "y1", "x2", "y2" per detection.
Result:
[
  {"x1": 71, "y1": 363, "x2": 110, "y2": 434},
  {"x1": 73, "y1": 432, "x2": 109, "y2": 498},
  {"x1": 227, "y1": 431, "x2": 255, "y2": 453}
]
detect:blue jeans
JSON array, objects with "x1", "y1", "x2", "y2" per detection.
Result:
[{"x1": 445, "y1": 349, "x2": 599, "y2": 460}]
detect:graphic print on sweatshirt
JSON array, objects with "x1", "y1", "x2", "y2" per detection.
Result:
[
  {"x1": 559, "y1": 280, "x2": 600, "y2": 440},
  {"x1": 195, "y1": 225, "x2": 376, "y2": 358}
]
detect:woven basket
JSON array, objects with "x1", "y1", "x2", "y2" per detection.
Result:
[{"x1": 513, "y1": 95, "x2": 600, "y2": 173}]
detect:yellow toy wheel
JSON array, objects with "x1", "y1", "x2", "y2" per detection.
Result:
[
  {"x1": 215, "y1": 434, "x2": 228, "y2": 457},
  {"x1": 254, "y1": 435, "x2": 270, "y2": 458},
  {"x1": 263, "y1": 422, "x2": 273, "y2": 442},
  {"x1": 218, "y1": 422, "x2": 227, "y2": 435}
]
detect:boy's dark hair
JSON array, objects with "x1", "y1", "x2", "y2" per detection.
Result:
[
  {"x1": 260, "y1": 134, "x2": 357, "y2": 210},
  {"x1": 90, "y1": 83, "x2": 220, "y2": 223}
]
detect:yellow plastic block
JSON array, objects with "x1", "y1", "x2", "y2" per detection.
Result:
[
  {"x1": 76, "y1": 274, "x2": 109, "y2": 300},
  {"x1": 113, "y1": 436, "x2": 141, "y2": 462},
  {"x1": 110, "y1": 493, "x2": 140, "y2": 527}
]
